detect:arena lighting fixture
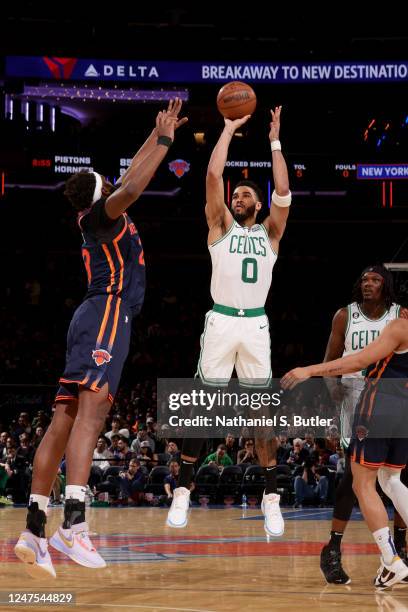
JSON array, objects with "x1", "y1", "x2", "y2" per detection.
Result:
[{"x1": 20, "y1": 85, "x2": 189, "y2": 103}]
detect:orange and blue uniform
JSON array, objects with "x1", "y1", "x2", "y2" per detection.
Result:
[
  {"x1": 56, "y1": 197, "x2": 145, "y2": 404},
  {"x1": 351, "y1": 349, "x2": 408, "y2": 469}
]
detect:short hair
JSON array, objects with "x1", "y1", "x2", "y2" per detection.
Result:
[
  {"x1": 217, "y1": 444, "x2": 227, "y2": 451},
  {"x1": 352, "y1": 264, "x2": 395, "y2": 310},
  {"x1": 234, "y1": 180, "x2": 264, "y2": 205},
  {"x1": 293, "y1": 438, "x2": 303, "y2": 447},
  {"x1": 118, "y1": 435, "x2": 129, "y2": 444},
  {"x1": 64, "y1": 170, "x2": 96, "y2": 212}
]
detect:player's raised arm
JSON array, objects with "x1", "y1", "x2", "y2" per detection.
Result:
[
  {"x1": 323, "y1": 307, "x2": 348, "y2": 400},
  {"x1": 281, "y1": 319, "x2": 408, "y2": 389},
  {"x1": 205, "y1": 116, "x2": 250, "y2": 241},
  {"x1": 263, "y1": 106, "x2": 292, "y2": 251},
  {"x1": 117, "y1": 98, "x2": 188, "y2": 185},
  {"x1": 105, "y1": 111, "x2": 178, "y2": 219}
]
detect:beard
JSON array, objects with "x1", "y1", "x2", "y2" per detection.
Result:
[{"x1": 232, "y1": 203, "x2": 256, "y2": 222}]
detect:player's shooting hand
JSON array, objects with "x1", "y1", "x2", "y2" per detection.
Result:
[
  {"x1": 269, "y1": 106, "x2": 282, "y2": 142},
  {"x1": 224, "y1": 115, "x2": 251, "y2": 134},
  {"x1": 281, "y1": 366, "x2": 311, "y2": 390},
  {"x1": 166, "y1": 97, "x2": 188, "y2": 130}
]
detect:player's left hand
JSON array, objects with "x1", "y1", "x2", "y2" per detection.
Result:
[
  {"x1": 281, "y1": 366, "x2": 311, "y2": 390},
  {"x1": 269, "y1": 105, "x2": 282, "y2": 142},
  {"x1": 166, "y1": 97, "x2": 188, "y2": 130}
]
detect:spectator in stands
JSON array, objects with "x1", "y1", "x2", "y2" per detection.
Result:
[
  {"x1": 113, "y1": 436, "x2": 134, "y2": 467},
  {"x1": 202, "y1": 444, "x2": 233, "y2": 470},
  {"x1": 277, "y1": 434, "x2": 292, "y2": 464},
  {"x1": 31, "y1": 410, "x2": 49, "y2": 431},
  {"x1": 105, "y1": 415, "x2": 129, "y2": 441},
  {"x1": 224, "y1": 434, "x2": 238, "y2": 463},
  {"x1": 310, "y1": 438, "x2": 331, "y2": 466},
  {"x1": 157, "y1": 441, "x2": 181, "y2": 466},
  {"x1": 12, "y1": 413, "x2": 32, "y2": 439},
  {"x1": 136, "y1": 441, "x2": 154, "y2": 472},
  {"x1": 325, "y1": 425, "x2": 340, "y2": 453},
  {"x1": 119, "y1": 459, "x2": 146, "y2": 505},
  {"x1": 131, "y1": 427, "x2": 155, "y2": 454},
  {"x1": 303, "y1": 431, "x2": 315, "y2": 452},
  {"x1": 237, "y1": 439, "x2": 259, "y2": 465},
  {"x1": 16, "y1": 433, "x2": 35, "y2": 465},
  {"x1": 329, "y1": 444, "x2": 343, "y2": 467},
  {"x1": 294, "y1": 457, "x2": 329, "y2": 508},
  {"x1": 287, "y1": 438, "x2": 309, "y2": 467},
  {"x1": 0, "y1": 432, "x2": 8, "y2": 458},
  {"x1": 162, "y1": 460, "x2": 180, "y2": 505},
  {"x1": 2, "y1": 447, "x2": 29, "y2": 503},
  {"x1": 32, "y1": 426, "x2": 45, "y2": 449},
  {"x1": 89, "y1": 436, "x2": 113, "y2": 489}
]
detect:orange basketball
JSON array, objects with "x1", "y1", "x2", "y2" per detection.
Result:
[{"x1": 216, "y1": 81, "x2": 257, "y2": 120}]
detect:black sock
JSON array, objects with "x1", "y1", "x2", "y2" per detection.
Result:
[
  {"x1": 178, "y1": 460, "x2": 195, "y2": 489},
  {"x1": 264, "y1": 466, "x2": 277, "y2": 495},
  {"x1": 394, "y1": 527, "x2": 407, "y2": 554},
  {"x1": 26, "y1": 502, "x2": 47, "y2": 538},
  {"x1": 62, "y1": 499, "x2": 86, "y2": 529},
  {"x1": 329, "y1": 530, "x2": 344, "y2": 551}
]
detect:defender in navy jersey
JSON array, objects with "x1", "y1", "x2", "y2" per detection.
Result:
[
  {"x1": 14, "y1": 99, "x2": 187, "y2": 579},
  {"x1": 282, "y1": 319, "x2": 408, "y2": 588}
]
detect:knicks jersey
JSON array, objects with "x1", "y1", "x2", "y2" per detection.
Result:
[
  {"x1": 209, "y1": 222, "x2": 277, "y2": 309},
  {"x1": 78, "y1": 200, "x2": 145, "y2": 316},
  {"x1": 342, "y1": 302, "x2": 400, "y2": 379},
  {"x1": 366, "y1": 349, "x2": 408, "y2": 396}
]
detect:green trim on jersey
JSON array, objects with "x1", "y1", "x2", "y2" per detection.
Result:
[
  {"x1": 213, "y1": 303, "x2": 265, "y2": 317},
  {"x1": 356, "y1": 303, "x2": 391, "y2": 322},
  {"x1": 260, "y1": 222, "x2": 278, "y2": 257},
  {"x1": 209, "y1": 221, "x2": 235, "y2": 248},
  {"x1": 397, "y1": 304, "x2": 401, "y2": 317}
]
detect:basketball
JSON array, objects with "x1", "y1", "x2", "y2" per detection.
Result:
[{"x1": 216, "y1": 81, "x2": 257, "y2": 120}]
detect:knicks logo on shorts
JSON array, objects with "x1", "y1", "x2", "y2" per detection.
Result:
[{"x1": 92, "y1": 349, "x2": 112, "y2": 366}]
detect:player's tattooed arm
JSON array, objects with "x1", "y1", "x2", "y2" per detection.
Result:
[
  {"x1": 281, "y1": 319, "x2": 407, "y2": 390},
  {"x1": 205, "y1": 116, "x2": 250, "y2": 240}
]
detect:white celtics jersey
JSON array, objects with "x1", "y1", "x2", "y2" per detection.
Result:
[
  {"x1": 209, "y1": 222, "x2": 277, "y2": 309},
  {"x1": 342, "y1": 301, "x2": 400, "y2": 379}
]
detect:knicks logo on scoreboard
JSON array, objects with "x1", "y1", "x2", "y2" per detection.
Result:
[
  {"x1": 169, "y1": 159, "x2": 190, "y2": 178},
  {"x1": 92, "y1": 349, "x2": 112, "y2": 366}
]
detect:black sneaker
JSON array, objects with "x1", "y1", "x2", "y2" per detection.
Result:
[{"x1": 320, "y1": 544, "x2": 351, "y2": 584}]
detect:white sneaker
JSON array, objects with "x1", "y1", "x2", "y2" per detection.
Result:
[
  {"x1": 49, "y1": 522, "x2": 106, "y2": 568},
  {"x1": 14, "y1": 530, "x2": 56, "y2": 579},
  {"x1": 261, "y1": 492, "x2": 284, "y2": 537},
  {"x1": 166, "y1": 487, "x2": 191, "y2": 528},
  {"x1": 374, "y1": 556, "x2": 408, "y2": 589}
]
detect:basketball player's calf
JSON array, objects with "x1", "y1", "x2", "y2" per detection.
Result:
[
  {"x1": 49, "y1": 385, "x2": 110, "y2": 568},
  {"x1": 256, "y1": 434, "x2": 284, "y2": 538},
  {"x1": 320, "y1": 455, "x2": 355, "y2": 584}
]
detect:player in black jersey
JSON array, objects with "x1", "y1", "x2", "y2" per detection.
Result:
[
  {"x1": 14, "y1": 99, "x2": 187, "y2": 579},
  {"x1": 282, "y1": 318, "x2": 408, "y2": 588}
]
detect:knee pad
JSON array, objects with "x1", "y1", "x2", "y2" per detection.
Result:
[{"x1": 378, "y1": 467, "x2": 401, "y2": 499}]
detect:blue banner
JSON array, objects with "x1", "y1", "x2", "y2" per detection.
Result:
[
  {"x1": 5, "y1": 56, "x2": 408, "y2": 84},
  {"x1": 357, "y1": 164, "x2": 408, "y2": 180}
]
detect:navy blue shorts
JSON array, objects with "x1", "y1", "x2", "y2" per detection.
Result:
[
  {"x1": 350, "y1": 386, "x2": 408, "y2": 469},
  {"x1": 55, "y1": 295, "x2": 132, "y2": 404}
]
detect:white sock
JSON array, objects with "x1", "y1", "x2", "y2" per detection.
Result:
[
  {"x1": 29, "y1": 494, "x2": 49, "y2": 514},
  {"x1": 373, "y1": 527, "x2": 397, "y2": 565},
  {"x1": 65, "y1": 485, "x2": 86, "y2": 502}
]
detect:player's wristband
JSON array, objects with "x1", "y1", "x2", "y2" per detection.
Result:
[
  {"x1": 270, "y1": 140, "x2": 281, "y2": 151},
  {"x1": 272, "y1": 189, "x2": 292, "y2": 208},
  {"x1": 157, "y1": 135, "x2": 173, "y2": 147}
]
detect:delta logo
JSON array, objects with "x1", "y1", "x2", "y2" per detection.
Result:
[
  {"x1": 42, "y1": 57, "x2": 78, "y2": 80},
  {"x1": 92, "y1": 349, "x2": 112, "y2": 366},
  {"x1": 169, "y1": 159, "x2": 190, "y2": 178}
]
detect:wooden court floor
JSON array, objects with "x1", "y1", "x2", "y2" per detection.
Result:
[{"x1": 1, "y1": 506, "x2": 408, "y2": 612}]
